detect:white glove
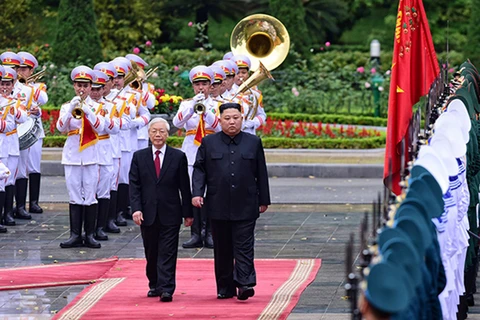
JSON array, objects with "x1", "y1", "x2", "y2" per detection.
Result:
[
  {"x1": 69, "y1": 96, "x2": 81, "y2": 111},
  {"x1": 193, "y1": 93, "x2": 205, "y2": 102},
  {"x1": 243, "y1": 120, "x2": 255, "y2": 129}
]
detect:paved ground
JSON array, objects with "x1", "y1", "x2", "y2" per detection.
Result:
[{"x1": 1, "y1": 176, "x2": 480, "y2": 319}]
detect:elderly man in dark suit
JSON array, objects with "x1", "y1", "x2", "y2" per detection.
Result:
[
  {"x1": 192, "y1": 102, "x2": 271, "y2": 301},
  {"x1": 129, "y1": 117, "x2": 193, "y2": 302}
]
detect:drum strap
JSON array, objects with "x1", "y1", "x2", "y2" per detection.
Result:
[{"x1": 6, "y1": 129, "x2": 17, "y2": 136}]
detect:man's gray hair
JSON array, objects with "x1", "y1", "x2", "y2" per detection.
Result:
[{"x1": 148, "y1": 117, "x2": 170, "y2": 131}]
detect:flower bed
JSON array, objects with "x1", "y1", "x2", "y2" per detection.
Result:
[{"x1": 41, "y1": 111, "x2": 386, "y2": 149}]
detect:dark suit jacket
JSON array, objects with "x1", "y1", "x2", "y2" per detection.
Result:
[
  {"x1": 129, "y1": 145, "x2": 193, "y2": 226},
  {"x1": 192, "y1": 131, "x2": 270, "y2": 221}
]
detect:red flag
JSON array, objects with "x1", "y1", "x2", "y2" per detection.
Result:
[
  {"x1": 193, "y1": 114, "x2": 206, "y2": 146},
  {"x1": 79, "y1": 115, "x2": 98, "y2": 152},
  {"x1": 384, "y1": 0, "x2": 440, "y2": 195}
]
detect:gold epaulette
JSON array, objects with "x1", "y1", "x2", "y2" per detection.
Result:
[{"x1": 62, "y1": 101, "x2": 71, "y2": 105}]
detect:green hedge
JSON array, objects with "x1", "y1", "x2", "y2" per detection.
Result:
[
  {"x1": 45, "y1": 135, "x2": 385, "y2": 149},
  {"x1": 267, "y1": 113, "x2": 387, "y2": 126}
]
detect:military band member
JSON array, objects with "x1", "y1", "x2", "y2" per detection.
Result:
[
  {"x1": 0, "y1": 66, "x2": 29, "y2": 224},
  {"x1": 90, "y1": 70, "x2": 121, "y2": 240},
  {"x1": 56, "y1": 66, "x2": 104, "y2": 248},
  {"x1": 94, "y1": 61, "x2": 131, "y2": 233},
  {"x1": 223, "y1": 60, "x2": 238, "y2": 98},
  {"x1": 0, "y1": 65, "x2": 17, "y2": 232},
  {"x1": 16, "y1": 51, "x2": 47, "y2": 216},
  {"x1": 209, "y1": 65, "x2": 227, "y2": 113},
  {"x1": 125, "y1": 54, "x2": 156, "y2": 150},
  {"x1": 110, "y1": 59, "x2": 137, "y2": 225},
  {"x1": 173, "y1": 65, "x2": 221, "y2": 249},
  {"x1": 230, "y1": 55, "x2": 266, "y2": 135}
]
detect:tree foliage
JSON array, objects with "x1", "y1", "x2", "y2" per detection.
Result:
[
  {"x1": 52, "y1": 0, "x2": 103, "y2": 66},
  {"x1": 466, "y1": 0, "x2": 480, "y2": 66},
  {"x1": 0, "y1": 0, "x2": 43, "y2": 47},
  {"x1": 159, "y1": 0, "x2": 247, "y2": 49},
  {"x1": 93, "y1": 0, "x2": 163, "y2": 51},
  {"x1": 270, "y1": 0, "x2": 311, "y2": 56}
]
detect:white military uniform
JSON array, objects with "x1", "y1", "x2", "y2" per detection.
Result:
[
  {"x1": 0, "y1": 97, "x2": 18, "y2": 192},
  {"x1": 115, "y1": 88, "x2": 137, "y2": 185},
  {"x1": 227, "y1": 83, "x2": 266, "y2": 135},
  {"x1": 56, "y1": 96, "x2": 104, "y2": 205},
  {"x1": 92, "y1": 99, "x2": 120, "y2": 199},
  {"x1": 5, "y1": 97, "x2": 28, "y2": 187},
  {"x1": 136, "y1": 83, "x2": 156, "y2": 149},
  {"x1": 18, "y1": 81, "x2": 48, "y2": 178},
  {"x1": 173, "y1": 96, "x2": 221, "y2": 180},
  {"x1": 105, "y1": 89, "x2": 131, "y2": 191},
  {"x1": 128, "y1": 87, "x2": 151, "y2": 152}
]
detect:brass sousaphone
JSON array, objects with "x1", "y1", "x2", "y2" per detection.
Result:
[{"x1": 230, "y1": 14, "x2": 290, "y2": 119}]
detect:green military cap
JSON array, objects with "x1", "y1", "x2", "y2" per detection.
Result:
[
  {"x1": 394, "y1": 213, "x2": 431, "y2": 258},
  {"x1": 379, "y1": 233, "x2": 421, "y2": 291},
  {"x1": 410, "y1": 164, "x2": 428, "y2": 179},
  {"x1": 405, "y1": 178, "x2": 444, "y2": 219},
  {"x1": 364, "y1": 261, "x2": 413, "y2": 314},
  {"x1": 454, "y1": 86, "x2": 476, "y2": 118},
  {"x1": 417, "y1": 173, "x2": 444, "y2": 202},
  {"x1": 460, "y1": 60, "x2": 479, "y2": 76}
]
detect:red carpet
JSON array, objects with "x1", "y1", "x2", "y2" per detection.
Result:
[
  {"x1": 53, "y1": 258, "x2": 321, "y2": 320},
  {"x1": 0, "y1": 257, "x2": 118, "y2": 291}
]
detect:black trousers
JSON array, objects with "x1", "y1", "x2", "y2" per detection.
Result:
[
  {"x1": 140, "y1": 215, "x2": 180, "y2": 295},
  {"x1": 210, "y1": 219, "x2": 257, "y2": 296}
]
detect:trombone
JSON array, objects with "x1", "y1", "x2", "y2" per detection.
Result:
[
  {"x1": 230, "y1": 14, "x2": 289, "y2": 120},
  {"x1": 18, "y1": 67, "x2": 47, "y2": 85}
]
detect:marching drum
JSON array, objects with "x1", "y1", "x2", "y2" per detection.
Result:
[{"x1": 18, "y1": 118, "x2": 41, "y2": 150}]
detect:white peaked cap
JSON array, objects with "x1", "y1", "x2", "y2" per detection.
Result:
[
  {"x1": 414, "y1": 145, "x2": 449, "y2": 194},
  {"x1": 433, "y1": 111, "x2": 464, "y2": 158},
  {"x1": 447, "y1": 98, "x2": 471, "y2": 130},
  {"x1": 435, "y1": 111, "x2": 469, "y2": 146},
  {"x1": 430, "y1": 133, "x2": 459, "y2": 177}
]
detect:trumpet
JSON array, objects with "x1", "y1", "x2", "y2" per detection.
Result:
[
  {"x1": 194, "y1": 102, "x2": 205, "y2": 115},
  {"x1": 72, "y1": 92, "x2": 86, "y2": 119}
]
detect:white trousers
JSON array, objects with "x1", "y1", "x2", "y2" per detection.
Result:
[
  {"x1": 137, "y1": 139, "x2": 148, "y2": 150},
  {"x1": 64, "y1": 164, "x2": 99, "y2": 205},
  {"x1": 119, "y1": 151, "x2": 132, "y2": 184},
  {"x1": 0, "y1": 158, "x2": 8, "y2": 192},
  {"x1": 17, "y1": 138, "x2": 43, "y2": 179},
  {"x1": 28, "y1": 138, "x2": 42, "y2": 174},
  {"x1": 111, "y1": 158, "x2": 120, "y2": 191},
  {"x1": 6, "y1": 156, "x2": 18, "y2": 186},
  {"x1": 97, "y1": 164, "x2": 114, "y2": 199}
]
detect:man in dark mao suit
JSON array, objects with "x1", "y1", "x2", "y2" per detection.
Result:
[
  {"x1": 130, "y1": 117, "x2": 193, "y2": 302},
  {"x1": 192, "y1": 103, "x2": 270, "y2": 300}
]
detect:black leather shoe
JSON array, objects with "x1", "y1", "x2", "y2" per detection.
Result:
[
  {"x1": 217, "y1": 293, "x2": 234, "y2": 299},
  {"x1": 182, "y1": 234, "x2": 203, "y2": 248},
  {"x1": 0, "y1": 224, "x2": 6, "y2": 233},
  {"x1": 147, "y1": 289, "x2": 159, "y2": 297},
  {"x1": 204, "y1": 233, "x2": 214, "y2": 249},
  {"x1": 467, "y1": 294, "x2": 475, "y2": 306},
  {"x1": 237, "y1": 286, "x2": 255, "y2": 301},
  {"x1": 160, "y1": 292, "x2": 173, "y2": 302}
]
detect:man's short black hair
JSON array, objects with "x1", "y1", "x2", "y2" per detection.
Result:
[{"x1": 219, "y1": 103, "x2": 241, "y2": 114}]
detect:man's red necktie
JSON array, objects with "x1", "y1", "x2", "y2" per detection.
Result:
[{"x1": 155, "y1": 150, "x2": 161, "y2": 178}]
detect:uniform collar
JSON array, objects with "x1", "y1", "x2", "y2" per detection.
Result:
[{"x1": 220, "y1": 131, "x2": 242, "y2": 145}]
